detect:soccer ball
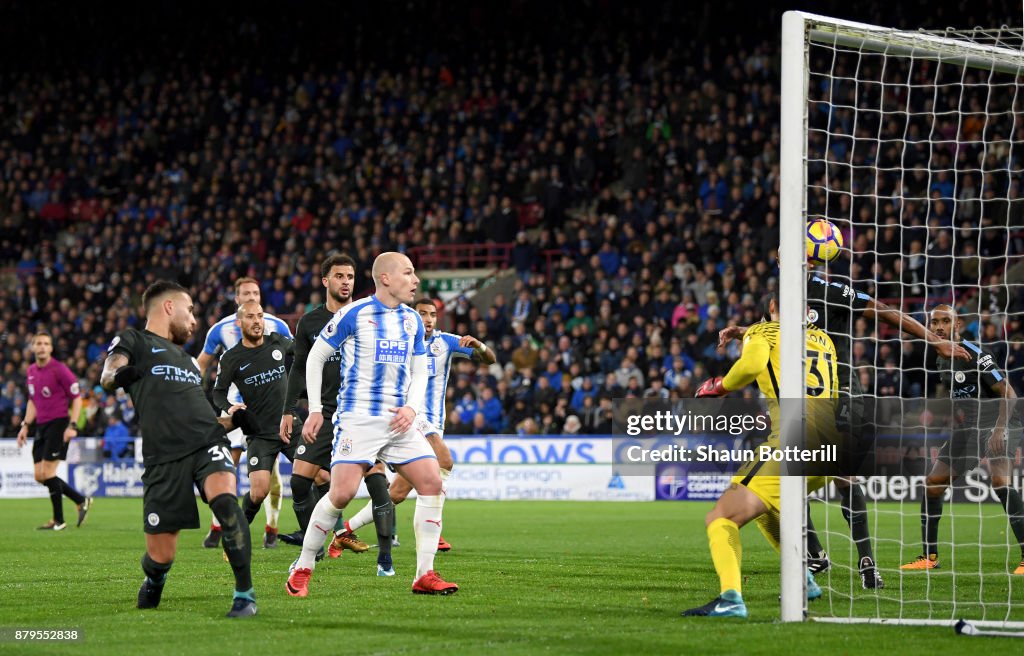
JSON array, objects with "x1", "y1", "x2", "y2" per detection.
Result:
[{"x1": 806, "y1": 219, "x2": 843, "y2": 264}]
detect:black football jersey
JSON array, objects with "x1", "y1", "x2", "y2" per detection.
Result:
[
  {"x1": 283, "y1": 305, "x2": 343, "y2": 415},
  {"x1": 109, "y1": 328, "x2": 225, "y2": 465},
  {"x1": 937, "y1": 341, "x2": 1021, "y2": 429},
  {"x1": 214, "y1": 333, "x2": 293, "y2": 440},
  {"x1": 806, "y1": 273, "x2": 871, "y2": 388}
]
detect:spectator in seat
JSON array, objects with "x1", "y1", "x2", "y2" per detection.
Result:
[{"x1": 102, "y1": 413, "x2": 134, "y2": 461}]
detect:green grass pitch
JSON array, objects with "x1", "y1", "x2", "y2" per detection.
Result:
[{"x1": 1, "y1": 498, "x2": 1022, "y2": 654}]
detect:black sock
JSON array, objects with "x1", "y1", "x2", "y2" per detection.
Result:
[
  {"x1": 241, "y1": 492, "x2": 260, "y2": 525},
  {"x1": 365, "y1": 473, "x2": 393, "y2": 563},
  {"x1": 922, "y1": 494, "x2": 943, "y2": 557},
  {"x1": 315, "y1": 481, "x2": 330, "y2": 504},
  {"x1": 57, "y1": 477, "x2": 86, "y2": 505},
  {"x1": 141, "y1": 553, "x2": 173, "y2": 586},
  {"x1": 994, "y1": 487, "x2": 1024, "y2": 559},
  {"x1": 209, "y1": 493, "x2": 253, "y2": 592},
  {"x1": 805, "y1": 502, "x2": 824, "y2": 556},
  {"x1": 43, "y1": 477, "x2": 64, "y2": 524},
  {"x1": 290, "y1": 474, "x2": 315, "y2": 533},
  {"x1": 839, "y1": 484, "x2": 873, "y2": 560}
]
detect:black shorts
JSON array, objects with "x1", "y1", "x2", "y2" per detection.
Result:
[
  {"x1": 836, "y1": 377, "x2": 872, "y2": 475},
  {"x1": 246, "y1": 435, "x2": 288, "y2": 472},
  {"x1": 142, "y1": 439, "x2": 236, "y2": 534},
  {"x1": 32, "y1": 418, "x2": 70, "y2": 464},
  {"x1": 291, "y1": 410, "x2": 334, "y2": 470},
  {"x1": 836, "y1": 377, "x2": 866, "y2": 434},
  {"x1": 938, "y1": 425, "x2": 1024, "y2": 475}
]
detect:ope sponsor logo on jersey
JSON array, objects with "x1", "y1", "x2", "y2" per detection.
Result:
[
  {"x1": 151, "y1": 364, "x2": 202, "y2": 385},
  {"x1": 243, "y1": 364, "x2": 287, "y2": 386},
  {"x1": 374, "y1": 339, "x2": 410, "y2": 364}
]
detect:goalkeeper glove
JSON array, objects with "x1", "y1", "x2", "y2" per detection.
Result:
[
  {"x1": 113, "y1": 366, "x2": 143, "y2": 389},
  {"x1": 232, "y1": 408, "x2": 260, "y2": 435},
  {"x1": 695, "y1": 376, "x2": 728, "y2": 398}
]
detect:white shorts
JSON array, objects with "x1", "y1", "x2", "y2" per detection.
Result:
[
  {"x1": 331, "y1": 413, "x2": 436, "y2": 468},
  {"x1": 415, "y1": 418, "x2": 444, "y2": 440},
  {"x1": 220, "y1": 411, "x2": 246, "y2": 451}
]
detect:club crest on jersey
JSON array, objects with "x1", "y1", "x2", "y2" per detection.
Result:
[
  {"x1": 250, "y1": 456, "x2": 259, "y2": 466},
  {"x1": 807, "y1": 308, "x2": 819, "y2": 324},
  {"x1": 147, "y1": 513, "x2": 160, "y2": 527},
  {"x1": 430, "y1": 340, "x2": 443, "y2": 356},
  {"x1": 297, "y1": 445, "x2": 306, "y2": 455},
  {"x1": 954, "y1": 371, "x2": 966, "y2": 383},
  {"x1": 339, "y1": 438, "x2": 353, "y2": 456},
  {"x1": 272, "y1": 349, "x2": 283, "y2": 361},
  {"x1": 375, "y1": 339, "x2": 410, "y2": 364},
  {"x1": 404, "y1": 316, "x2": 417, "y2": 334}
]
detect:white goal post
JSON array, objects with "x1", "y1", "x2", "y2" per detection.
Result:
[{"x1": 779, "y1": 10, "x2": 1024, "y2": 627}]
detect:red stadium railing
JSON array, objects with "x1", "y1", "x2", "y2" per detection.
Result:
[
  {"x1": 404, "y1": 243, "x2": 568, "y2": 287},
  {"x1": 408, "y1": 243, "x2": 513, "y2": 270}
]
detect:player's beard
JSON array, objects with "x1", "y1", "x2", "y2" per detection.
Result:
[
  {"x1": 329, "y1": 288, "x2": 350, "y2": 305},
  {"x1": 169, "y1": 320, "x2": 193, "y2": 346},
  {"x1": 242, "y1": 325, "x2": 263, "y2": 342}
]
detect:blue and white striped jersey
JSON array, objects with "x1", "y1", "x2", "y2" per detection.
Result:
[
  {"x1": 422, "y1": 331, "x2": 475, "y2": 427},
  {"x1": 204, "y1": 312, "x2": 293, "y2": 404},
  {"x1": 317, "y1": 296, "x2": 426, "y2": 417}
]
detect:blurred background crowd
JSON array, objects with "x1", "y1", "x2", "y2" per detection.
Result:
[{"x1": 2, "y1": 0, "x2": 1022, "y2": 441}]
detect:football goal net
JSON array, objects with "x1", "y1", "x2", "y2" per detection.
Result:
[{"x1": 779, "y1": 10, "x2": 1024, "y2": 628}]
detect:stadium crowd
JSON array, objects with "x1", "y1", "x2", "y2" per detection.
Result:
[{"x1": 1, "y1": 1, "x2": 1022, "y2": 441}]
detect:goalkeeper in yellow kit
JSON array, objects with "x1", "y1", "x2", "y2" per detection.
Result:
[{"x1": 682, "y1": 294, "x2": 838, "y2": 618}]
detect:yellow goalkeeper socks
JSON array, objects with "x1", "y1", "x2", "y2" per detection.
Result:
[
  {"x1": 755, "y1": 513, "x2": 781, "y2": 553},
  {"x1": 708, "y1": 517, "x2": 743, "y2": 595}
]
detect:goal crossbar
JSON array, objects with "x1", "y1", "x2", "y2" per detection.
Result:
[{"x1": 800, "y1": 11, "x2": 1024, "y2": 75}]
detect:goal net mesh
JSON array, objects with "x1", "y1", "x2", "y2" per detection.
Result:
[{"x1": 799, "y1": 18, "x2": 1024, "y2": 627}]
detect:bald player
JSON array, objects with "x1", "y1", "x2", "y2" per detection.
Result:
[
  {"x1": 213, "y1": 301, "x2": 294, "y2": 533},
  {"x1": 901, "y1": 305, "x2": 1024, "y2": 574},
  {"x1": 286, "y1": 252, "x2": 457, "y2": 597}
]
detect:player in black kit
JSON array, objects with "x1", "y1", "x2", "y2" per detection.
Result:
[
  {"x1": 214, "y1": 301, "x2": 293, "y2": 532},
  {"x1": 100, "y1": 281, "x2": 257, "y2": 618},
  {"x1": 900, "y1": 305, "x2": 1024, "y2": 574}
]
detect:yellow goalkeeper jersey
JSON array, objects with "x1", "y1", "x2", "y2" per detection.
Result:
[
  {"x1": 722, "y1": 320, "x2": 838, "y2": 447},
  {"x1": 723, "y1": 320, "x2": 837, "y2": 400}
]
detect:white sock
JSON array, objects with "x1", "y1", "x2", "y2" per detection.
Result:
[
  {"x1": 439, "y1": 468, "x2": 450, "y2": 497},
  {"x1": 413, "y1": 494, "x2": 444, "y2": 579},
  {"x1": 346, "y1": 500, "x2": 374, "y2": 533},
  {"x1": 211, "y1": 513, "x2": 222, "y2": 529},
  {"x1": 297, "y1": 495, "x2": 342, "y2": 570}
]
